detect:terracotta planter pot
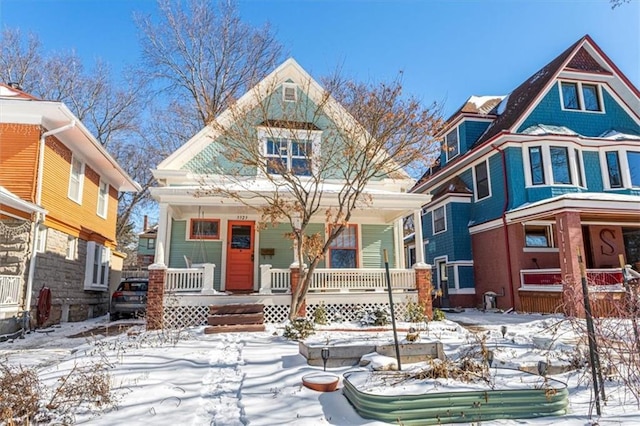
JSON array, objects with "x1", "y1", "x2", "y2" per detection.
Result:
[{"x1": 302, "y1": 372, "x2": 339, "y2": 392}]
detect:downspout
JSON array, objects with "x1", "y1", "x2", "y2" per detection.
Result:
[
  {"x1": 24, "y1": 121, "x2": 77, "y2": 319},
  {"x1": 491, "y1": 144, "x2": 516, "y2": 310}
]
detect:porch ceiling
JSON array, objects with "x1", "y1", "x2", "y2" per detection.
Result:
[{"x1": 151, "y1": 185, "x2": 430, "y2": 223}]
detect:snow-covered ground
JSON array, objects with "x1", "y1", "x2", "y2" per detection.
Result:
[{"x1": 2, "y1": 309, "x2": 639, "y2": 425}]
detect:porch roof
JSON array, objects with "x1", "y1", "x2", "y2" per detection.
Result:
[
  {"x1": 150, "y1": 182, "x2": 431, "y2": 222},
  {"x1": 0, "y1": 186, "x2": 47, "y2": 215},
  {"x1": 505, "y1": 193, "x2": 640, "y2": 223}
]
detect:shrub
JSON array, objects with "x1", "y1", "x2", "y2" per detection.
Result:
[
  {"x1": 432, "y1": 308, "x2": 446, "y2": 321},
  {"x1": 405, "y1": 302, "x2": 426, "y2": 323},
  {"x1": 283, "y1": 317, "x2": 315, "y2": 340},
  {"x1": 357, "y1": 306, "x2": 390, "y2": 326},
  {"x1": 313, "y1": 303, "x2": 328, "y2": 325},
  {"x1": 0, "y1": 361, "x2": 41, "y2": 424}
]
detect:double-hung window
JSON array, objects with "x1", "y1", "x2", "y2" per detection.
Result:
[
  {"x1": 524, "y1": 224, "x2": 554, "y2": 248},
  {"x1": 529, "y1": 146, "x2": 545, "y2": 185},
  {"x1": 560, "y1": 81, "x2": 603, "y2": 112},
  {"x1": 628, "y1": 151, "x2": 640, "y2": 187},
  {"x1": 445, "y1": 128, "x2": 459, "y2": 162},
  {"x1": 605, "y1": 151, "x2": 623, "y2": 188},
  {"x1": 68, "y1": 156, "x2": 84, "y2": 203},
  {"x1": 474, "y1": 160, "x2": 490, "y2": 200},
  {"x1": 329, "y1": 224, "x2": 358, "y2": 268},
  {"x1": 433, "y1": 206, "x2": 446, "y2": 234},
  {"x1": 550, "y1": 146, "x2": 571, "y2": 184},
  {"x1": 84, "y1": 242, "x2": 110, "y2": 290},
  {"x1": 97, "y1": 180, "x2": 109, "y2": 218},
  {"x1": 265, "y1": 138, "x2": 312, "y2": 176}
]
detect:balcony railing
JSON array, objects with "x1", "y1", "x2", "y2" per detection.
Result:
[
  {"x1": 520, "y1": 268, "x2": 625, "y2": 291},
  {"x1": 0, "y1": 275, "x2": 21, "y2": 307}
]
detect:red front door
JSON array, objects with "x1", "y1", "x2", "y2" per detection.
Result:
[{"x1": 225, "y1": 221, "x2": 255, "y2": 292}]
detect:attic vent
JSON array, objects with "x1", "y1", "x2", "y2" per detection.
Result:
[{"x1": 283, "y1": 83, "x2": 297, "y2": 102}]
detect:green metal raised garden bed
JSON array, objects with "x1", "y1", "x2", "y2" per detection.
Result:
[{"x1": 342, "y1": 369, "x2": 568, "y2": 425}]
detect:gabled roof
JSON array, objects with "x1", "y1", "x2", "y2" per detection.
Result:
[
  {"x1": 0, "y1": 85, "x2": 140, "y2": 192},
  {"x1": 156, "y1": 58, "x2": 412, "y2": 181},
  {"x1": 431, "y1": 176, "x2": 472, "y2": 200},
  {"x1": 473, "y1": 34, "x2": 640, "y2": 147}
]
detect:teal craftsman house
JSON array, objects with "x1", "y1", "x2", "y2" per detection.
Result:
[
  {"x1": 411, "y1": 35, "x2": 640, "y2": 313},
  {"x1": 148, "y1": 59, "x2": 430, "y2": 326}
]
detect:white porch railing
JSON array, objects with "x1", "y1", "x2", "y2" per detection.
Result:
[
  {"x1": 259, "y1": 265, "x2": 416, "y2": 294},
  {"x1": 520, "y1": 268, "x2": 625, "y2": 291},
  {"x1": 0, "y1": 275, "x2": 21, "y2": 306},
  {"x1": 165, "y1": 264, "x2": 217, "y2": 294}
]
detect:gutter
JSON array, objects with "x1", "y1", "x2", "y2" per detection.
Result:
[
  {"x1": 24, "y1": 121, "x2": 76, "y2": 319},
  {"x1": 492, "y1": 144, "x2": 516, "y2": 310}
]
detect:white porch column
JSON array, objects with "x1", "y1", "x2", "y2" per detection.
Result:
[
  {"x1": 152, "y1": 203, "x2": 170, "y2": 267},
  {"x1": 259, "y1": 264, "x2": 272, "y2": 294},
  {"x1": 394, "y1": 218, "x2": 405, "y2": 269},
  {"x1": 201, "y1": 263, "x2": 217, "y2": 294},
  {"x1": 413, "y1": 209, "x2": 426, "y2": 266}
]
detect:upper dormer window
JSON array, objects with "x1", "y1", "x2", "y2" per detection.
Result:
[
  {"x1": 445, "y1": 127, "x2": 459, "y2": 162},
  {"x1": 283, "y1": 83, "x2": 297, "y2": 102},
  {"x1": 560, "y1": 81, "x2": 603, "y2": 112},
  {"x1": 265, "y1": 138, "x2": 312, "y2": 176}
]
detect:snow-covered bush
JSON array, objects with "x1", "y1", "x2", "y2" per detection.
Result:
[
  {"x1": 357, "y1": 306, "x2": 390, "y2": 326},
  {"x1": 283, "y1": 317, "x2": 315, "y2": 340}
]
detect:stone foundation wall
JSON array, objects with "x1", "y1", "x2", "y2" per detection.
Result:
[
  {"x1": 0, "y1": 218, "x2": 31, "y2": 288},
  {"x1": 31, "y1": 227, "x2": 109, "y2": 326}
]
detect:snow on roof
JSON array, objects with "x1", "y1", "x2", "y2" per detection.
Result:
[
  {"x1": 464, "y1": 95, "x2": 506, "y2": 114},
  {"x1": 0, "y1": 84, "x2": 35, "y2": 100},
  {"x1": 496, "y1": 94, "x2": 509, "y2": 115},
  {"x1": 599, "y1": 130, "x2": 640, "y2": 140},
  {"x1": 521, "y1": 124, "x2": 578, "y2": 136}
]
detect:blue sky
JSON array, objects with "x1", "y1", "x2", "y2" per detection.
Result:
[{"x1": 1, "y1": 0, "x2": 639, "y2": 117}]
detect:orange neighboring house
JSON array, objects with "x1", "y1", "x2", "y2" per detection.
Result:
[{"x1": 0, "y1": 83, "x2": 140, "y2": 335}]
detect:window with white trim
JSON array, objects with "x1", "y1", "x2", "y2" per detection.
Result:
[
  {"x1": 147, "y1": 238, "x2": 156, "y2": 249},
  {"x1": 473, "y1": 160, "x2": 491, "y2": 200},
  {"x1": 432, "y1": 206, "x2": 446, "y2": 234},
  {"x1": 550, "y1": 146, "x2": 571, "y2": 184},
  {"x1": 524, "y1": 224, "x2": 554, "y2": 248},
  {"x1": 524, "y1": 144, "x2": 584, "y2": 187},
  {"x1": 444, "y1": 127, "x2": 459, "y2": 162},
  {"x1": 66, "y1": 236, "x2": 77, "y2": 260},
  {"x1": 84, "y1": 241, "x2": 110, "y2": 290},
  {"x1": 35, "y1": 225, "x2": 47, "y2": 253},
  {"x1": 97, "y1": 180, "x2": 109, "y2": 218},
  {"x1": 68, "y1": 155, "x2": 84, "y2": 203},
  {"x1": 603, "y1": 149, "x2": 640, "y2": 189},
  {"x1": 265, "y1": 138, "x2": 312, "y2": 176},
  {"x1": 282, "y1": 83, "x2": 297, "y2": 102},
  {"x1": 559, "y1": 81, "x2": 603, "y2": 112},
  {"x1": 529, "y1": 146, "x2": 545, "y2": 185}
]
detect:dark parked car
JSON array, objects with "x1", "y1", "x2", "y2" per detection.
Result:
[{"x1": 110, "y1": 278, "x2": 148, "y2": 321}]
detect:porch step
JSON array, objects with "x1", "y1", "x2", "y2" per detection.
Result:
[
  {"x1": 208, "y1": 313, "x2": 264, "y2": 326},
  {"x1": 205, "y1": 303, "x2": 266, "y2": 334},
  {"x1": 204, "y1": 324, "x2": 266, "y2": 334},
  {"x1": 209, "y1": 303, "x2": 264, "y2": 315}
]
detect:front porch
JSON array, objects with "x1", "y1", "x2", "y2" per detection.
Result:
[
  {"x1": 519, "y1": 267, "x2": 633, "y2": 315},
  {"x1": 151, "y1": 264, "x2": 432, "y2": 328}
]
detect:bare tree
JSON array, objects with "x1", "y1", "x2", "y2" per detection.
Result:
[
  {"x1": 0, "y1": 28, "x2": 154, "y2": 248},
  {"x1": 135, "y1": 0, "x2": 285, "y2": 154},
  {"x1": 198, "y1": 71, "x2": 442, "y2": 319}
]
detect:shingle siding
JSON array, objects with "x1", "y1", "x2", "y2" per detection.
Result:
[{"x1": 517, "y1": 85, "x2": 640, "y2": 137}]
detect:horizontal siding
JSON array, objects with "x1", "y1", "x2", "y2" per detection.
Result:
[
  {"x1": 361, "y1": 224, "x2": 395, "y2": 268},
  {"x1": 40, "y1": 136, "x2": 117, "y2": 243},
  {"x1": 169, "y1": 220, "x2": 222, "y2": 288},
  {"x1": 258, "y1": 223, "x2": 326, "y2": 269},
  {"x1": 0, "y1": 123, "x2": 39, "y2": 201}
]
